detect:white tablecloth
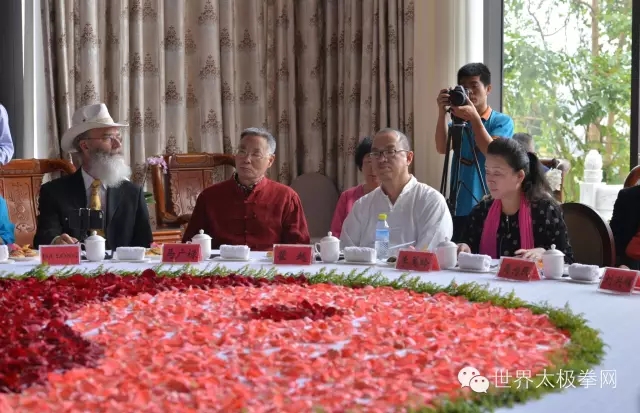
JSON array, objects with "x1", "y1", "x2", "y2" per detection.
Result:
[{"x1": 1, "y1": 251, "x2": 636, "y2": 412}]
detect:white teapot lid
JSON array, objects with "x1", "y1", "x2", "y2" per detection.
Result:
[
  {"x1": 543, "y1": 244, "x2": 564, "y2": 257},
  {"x1": 437, "y1": 237, "x2": 457, "y2": 248},
  {"x1": 192, "y1": 229, "x2": 212, "y2": 241},
  {"x1": 320, "y1": 231, "x2": 340, "y2": 243},
  {"x1": 85, "y1": 231, "x2": 105, "y2": 242}
]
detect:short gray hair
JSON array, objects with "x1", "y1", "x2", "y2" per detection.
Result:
[
  {"x1": 375, "y1": 128, "x2": 412, "y2": 151},
  {"x1": 240, "y1": 127, "x2": 276, "y2": 154},
  {"x1": 72, "y1": 131, "x2": 90, "y2": 152}
]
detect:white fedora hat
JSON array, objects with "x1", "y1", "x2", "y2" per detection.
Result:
[{"x1": 61, "y1": 103, "x2": 128, "y2": 153}]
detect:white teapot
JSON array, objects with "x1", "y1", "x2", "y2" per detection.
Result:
[
  {"x1": 190, "y1": 229, "x2": 212, "y2": 259},
  {"x1": 83, "y1": 231, "x2": 106, "y2": 262},
  {"x1": 314, "y1": 231, "x2": 340, "y2": 263},
  {"x1": 435, "y1": 237, "x2": 457, "y2": 269},
  {"x1": 542, "y1": 244, "x2": 565, "y2": 279}
]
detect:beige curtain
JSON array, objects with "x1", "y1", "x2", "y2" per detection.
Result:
[{"x1": 41, "y1": 0, "x2": 414, "y2": 191}]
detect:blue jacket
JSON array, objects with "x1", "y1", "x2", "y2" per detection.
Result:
[{"x1": 0, "y1": 196, "x2": 15, "y2": 244}]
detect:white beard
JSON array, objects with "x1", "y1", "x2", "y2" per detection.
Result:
[{"x1": 87, "y1": 151, "x2": 131, "y2": 187}]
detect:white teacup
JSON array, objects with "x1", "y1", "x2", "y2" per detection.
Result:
[
  {"x1": 314, "y1": 231, "x2": 341, "y2": 263},
  {"x1": 82, "y1": 231, "x2": 106, "y2": 262},
  {"x1": 190, "y1": 230, "x2": 212, "y2": 260},
  {"x1": 0, "y1": 245, "x2": 8, "y2": 262},
  {"x1": 435, "y1": 238, "x2": 458, "y2": 269}
]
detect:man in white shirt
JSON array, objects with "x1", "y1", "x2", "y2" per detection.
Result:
[
  {"x1": 340, "y1": 128, "x2": 453, "y2": 251},
  {"x1": 0, "y1": 104, "x2": 15, "y2": 165}
]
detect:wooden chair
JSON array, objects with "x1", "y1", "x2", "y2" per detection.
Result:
[
  {"x1": 290, "y1": 172, "x2": 340, "y2": 242},
  {"x1": 150, "y1": 153, "x2": 235, "y2": 242},
  {"x1": 623, "y1": 165, "x2": 640, "y2": 188},
  {"x1": 0, "y1": 159, "x2": 76, "y2": 246},
  {"x1": 540, "y1": 158, "x2": 568, "y2": 203},
  {"x1": 561, "y1": 202, "x2": 615, "y2": 267}
]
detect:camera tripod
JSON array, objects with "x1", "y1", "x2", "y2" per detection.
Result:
[{"x1": 439, "y1": 115, "x2": 487, "y2": 216}]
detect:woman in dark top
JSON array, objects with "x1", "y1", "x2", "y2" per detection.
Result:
[{"x1": 458, "y1": 138, "x2": 573, "y2": 263}]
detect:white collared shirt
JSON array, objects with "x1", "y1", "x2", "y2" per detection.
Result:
[
  {"x1": 81, "y1": 169, "x2": 107, "y2": 211},
  {"x1": 340, "y1": 176, "x2": 453, "y2": 251}
]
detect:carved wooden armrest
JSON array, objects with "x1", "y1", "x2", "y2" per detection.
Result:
[
  {"x1": 176, "y1": 214, "x2": 192, "y2": 226},
  {"x1": 159, "y1": 213, "x2": 191, "y2": 227}
]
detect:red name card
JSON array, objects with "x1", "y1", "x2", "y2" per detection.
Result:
[
  {"x1": 162, "y1": 243, "x2": 202, "y2": 263},
  {"x1": 395, "y1": 250, "x2": 440, "y2": 272},
  {"x1": 273, "y1": 244, "x2": 313, "y2": 265},
  {"x1": 599, "y1": 267, "x2": 639, "y2": 294},
  {"x1": 40, "y1": 245, "x2": 81, "y2": 266},
  {"x1": 497, "y1": 257, "x2": 541, "y2": 281}
]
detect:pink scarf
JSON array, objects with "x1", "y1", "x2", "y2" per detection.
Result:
[{"x1": 479, "y1": 195, "x2": 535, "y2": 259}]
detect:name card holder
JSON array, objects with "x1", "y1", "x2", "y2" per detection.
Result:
[
  {"x1": 497, "y1": 257, "x2": 541, "y2": 281},
  {"x1": 273, "y1": 244, "x2": 314, "y2": 265},
  {"x1": 162, "y1": 243, "x2": 202, "y2": 264},
  {"x1": 40, "y1": 244, "x2": 81, "y2": 266},
  {"x1": 395, "y1": 249, "x2": 440, "y2": 272},
  {"x1": 599, "y1": 267, "x2": 639, "y2": 294}
]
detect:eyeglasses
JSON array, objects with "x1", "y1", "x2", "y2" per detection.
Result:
[
  {"x1": 86, "y1": 135, "x2": 123, "y2": 144},
  {"x1": 368, "y1": 149, "x2": 408, "y2": 160},
  {"x1": 235, "y1": 149, "x2": 270, "y2": 160}
]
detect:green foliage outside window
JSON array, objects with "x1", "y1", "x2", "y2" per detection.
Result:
[{"x1": 504, "y1": 0, "x2": 632, "y2": 201}]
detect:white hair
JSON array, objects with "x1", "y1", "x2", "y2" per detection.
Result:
[
  {"x1": 86, "y1": 150, "x2": 131, "y2": 187},
  {"x1": 240, "y1": 127, "x2": 276, "y2": 154}
]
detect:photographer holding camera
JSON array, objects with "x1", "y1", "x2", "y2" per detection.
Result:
[{"x1": 434, "y1": 63, "x2": 514, "y2": 241}]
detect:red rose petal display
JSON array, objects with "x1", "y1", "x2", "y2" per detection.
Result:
[
  {"x1": 0, "y1": 273, "x2": 570, "y2": 412},
  {"x1": 0, "y1": 270, "x2": 307, "y2": 393}
]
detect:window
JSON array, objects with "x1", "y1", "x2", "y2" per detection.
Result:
[{"x1": 500, "y1": 0, "x2": 636, "y2": 201}]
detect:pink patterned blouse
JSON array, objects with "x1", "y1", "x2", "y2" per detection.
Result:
[{"x1": 330, "y1": 184, "x2": 366, "y2": 238}]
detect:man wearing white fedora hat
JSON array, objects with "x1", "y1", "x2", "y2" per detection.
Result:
[{"x1": 34, "y1": 103, "x2": 152, "y2": 250}]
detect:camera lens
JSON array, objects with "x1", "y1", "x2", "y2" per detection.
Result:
[{"x1": 449, "y1": 88, "x2": 466, "y2": 106}]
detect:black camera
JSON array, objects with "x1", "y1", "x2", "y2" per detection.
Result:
[
  {"x1": 448, "y1": 85, "x2": 470, "y2": 106},
  {"x1": 66, "y1": 208, "x2": 104, "y2": 235}
]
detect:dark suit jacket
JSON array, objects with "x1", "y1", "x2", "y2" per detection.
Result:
[
  {"x1": 33, "y1": 169, "x2": 153, "y2": 250},
  {"x1": 610, "y1": 185, "x2": 640, "y2": 269}
]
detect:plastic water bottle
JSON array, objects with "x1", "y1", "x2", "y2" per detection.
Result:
[{"x1": 375, "y1": 213, "x2": 390, "y2": 260}]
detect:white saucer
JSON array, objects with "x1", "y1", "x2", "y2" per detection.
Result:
[
  {"x1": 341, "y1": 259, "x2": 377, "y2": 266},
  {"x1": 145, "y1": 255, "x2": 162, "y2": 260},
  {"x1": 0, "y1": 259, "x2": 15, "y2": 264},
  {"x1": 451, "y1": 266, "x2": 497, "y2": 274},
  {"x1": 110, "y1": 258, "x2": 151, "y2": 263},
  {"x1": 211, "y1": 257, "x2": 253, "y2": 262},
  {"x1": 377, "y1": 260, "x2": 397, "y2": 267},
  {"x1": 563, "y1": 277, "x2": 600, "y2": 284}
]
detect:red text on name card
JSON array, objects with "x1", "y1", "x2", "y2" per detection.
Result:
[
  {"x1": 162, "y1": 243, "x2": 202, "y2": 263},
  {"x1": 395, "y1": 250, "x2": 440, "y2": 272},
  {"x1": 497, "y1": 257, "x2": 541, "y2": 281},
  {"x1": 599, "y1": 267, "x2": 639, "y2": 294},
  {"x1": 273, "y1": 244, "x2": 313, "y2": 265},
  {"x1": 40, "y1": 245, "x2": 81, "y2": 266}
]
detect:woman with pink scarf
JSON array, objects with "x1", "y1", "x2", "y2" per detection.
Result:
[{"x1": 457, "y1": 138, "x2": 573, "y2": 263}]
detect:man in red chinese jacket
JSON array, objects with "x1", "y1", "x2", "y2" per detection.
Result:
[{"x1": 182, "y1": 127, "x2": 310, "y2": 250}]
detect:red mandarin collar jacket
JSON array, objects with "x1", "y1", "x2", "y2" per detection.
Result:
[{"x1": 182, "y1": 177, "x2": 310, "y2": 251}]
